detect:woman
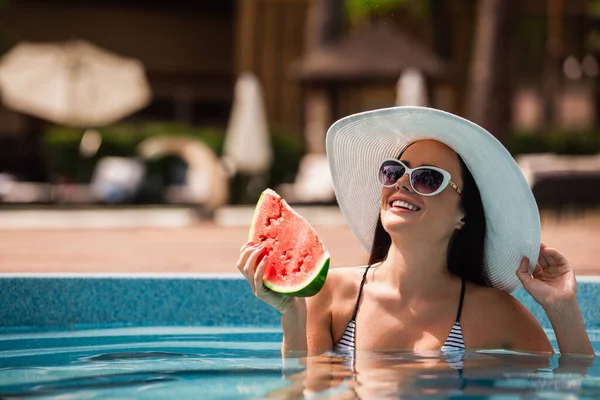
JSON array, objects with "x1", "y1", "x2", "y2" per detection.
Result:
[{"x1": 237, "y1": 107, "x2": 594, "y2": 358}]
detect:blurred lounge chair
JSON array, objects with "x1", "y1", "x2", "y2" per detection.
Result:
[
  {"x1": 0, "y1": 173, "x2": 53, "y2": 203},
  {"x1": 90, "y1": 157, "x2": 146, "y2": 204},
  {"x1": 137, "y1": 136, "x2": 229, "y2": 214},
  {"x1": 517, "y1": 153, "x2": 600, "y2": 218},
  {"x1": 277, "y1": 153, "x2": 335, "y2": 204}
]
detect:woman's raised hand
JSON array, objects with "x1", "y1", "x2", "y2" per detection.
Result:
[
  {"x1": 517, "y1": 243, "x2": 577, "y2": 308},
  {"x1": 517, "y1": 243, "x2": 594, "y2": 356}
]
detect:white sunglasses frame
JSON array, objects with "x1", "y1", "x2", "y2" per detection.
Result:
[{"x1": 378, "y1": 159, "x2": 463, "y2": 197}]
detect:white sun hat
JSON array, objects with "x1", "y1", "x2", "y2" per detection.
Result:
[{"x1": 326, "y1": 106, "x2": 540, "y2": 293}]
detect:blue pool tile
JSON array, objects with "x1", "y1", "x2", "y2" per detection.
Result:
[
  {"x1": 1, "y1": 276, "x2": 599, "y2": 330},
  {"x1": 0, "y1": 277, "x2": 281, "y2": 328}
]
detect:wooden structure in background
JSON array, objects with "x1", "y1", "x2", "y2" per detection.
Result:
[
  {"x1": 0, "y1": 0, "x2": 596, "y2": 143},
  {"x1": 236, "y1": 0, "x2": 309, "y2": 134}
]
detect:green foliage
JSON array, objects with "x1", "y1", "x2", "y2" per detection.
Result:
[
  {"x1": 586, "y1": 0, "x2": 600, "y2": 51},
  {"x1": 345, "y1": 0, "x2": 429, "y2": 23},
  {"x1": 515, "y1": 19, "x2": 547, "y2": 77},
  {"x1": 588, "y1": 0, "x2": 600, "y2": 17},
  {"x1": 507, "y1": 129, "x2": 600, "y2": 157},
  {"x1": 587, "y1": 30, "x2": 600, "y2": 53},
  {"x1": 268, "y1": 130, "x2": 304, "y2": 189}
]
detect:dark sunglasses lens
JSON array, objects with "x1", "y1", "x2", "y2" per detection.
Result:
[
  {"x1": 379, "y1": 161, "x2": 405, "y2": 186},
  {"x1": 411, "y1": 169, "x2": 444, "y2": 194}
]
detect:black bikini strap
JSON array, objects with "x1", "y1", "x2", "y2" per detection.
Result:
[
  {"x1": 455, "y1": 279, "x2": 466, "y2": 323},
  {"x1": 351, "y1": 265, "x2": 371, "y2": 320}
]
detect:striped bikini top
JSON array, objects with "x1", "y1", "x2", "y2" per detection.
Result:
[{"x1": 335, "y1": 266, "x2": 467, "y2": 354}]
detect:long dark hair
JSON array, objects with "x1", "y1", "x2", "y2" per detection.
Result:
[{"x1": 368, "y1": 154, "x2": 488, "y2": 286}]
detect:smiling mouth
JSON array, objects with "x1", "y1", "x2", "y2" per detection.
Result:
[{"x1": 390, "y1": 200, "x2": 421, "y2": 212}]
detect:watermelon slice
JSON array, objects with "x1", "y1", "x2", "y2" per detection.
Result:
[{"x1": 248, "y1": 189, "x2": 330, "y2": 297}]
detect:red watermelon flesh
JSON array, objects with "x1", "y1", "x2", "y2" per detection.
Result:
[{"x1": 248, "y1": 189, "x2": 330, "y2": 297}]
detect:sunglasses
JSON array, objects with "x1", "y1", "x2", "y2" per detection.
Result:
[{"x1": 378, "y1": 159, "x2": 463, "y2": 197}]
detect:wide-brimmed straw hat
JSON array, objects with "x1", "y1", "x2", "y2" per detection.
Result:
[{"x1": 326, "y1": 106, "x2": 540, "y2": 292}]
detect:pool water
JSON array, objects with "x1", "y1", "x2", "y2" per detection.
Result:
[{"x1": 1, "y1": 327, "x2": 600, "y2": 399}]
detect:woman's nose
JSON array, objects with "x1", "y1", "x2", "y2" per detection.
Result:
[{"x1": 395, "y1": 173, "x2": 412, "y2": 192}]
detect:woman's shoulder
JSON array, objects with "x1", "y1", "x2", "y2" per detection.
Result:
[
  {"x1": 324, "y1": 265, "x2": 371, "y2": 299},
  {"x1": 464, "y1": 282, "x2": 551, "y2": 351},
  {"x1": 465, "y1": 283, "x2": 531, "y2": 318},
  {"x1": 306, "y1": 265, "x2": 369, "y2": 312}
]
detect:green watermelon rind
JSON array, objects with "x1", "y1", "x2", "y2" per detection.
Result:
[
  {"x1": 264, "y1": 254, "x2": 330, "y2": 297},
  {"x1": 248, "y1": 189, "x2": 330, "y2": 298}
]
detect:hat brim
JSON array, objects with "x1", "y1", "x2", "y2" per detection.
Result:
[{"x1": 326, "y1": 106, "x2": 540, "y2": 293}]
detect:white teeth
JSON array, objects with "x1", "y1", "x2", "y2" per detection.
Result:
[{"x1": 391, "y1": 200, "x2": 420, "y2": 211}]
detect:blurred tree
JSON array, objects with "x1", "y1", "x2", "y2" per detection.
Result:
[
  {"x1": 466, "y1": 0, "x2": 514, "y2": 142},
  {"x1": 541, "y1": 0, "x2": 565, "y2": 128},
  {"x1": 0, "y1": 0, "x2": 7, "y2": 55},
  {"x1": 586, "y1": 0, "x2": 600, "y2": 123},
  {"x1": 307, "y1": 0, "x2": 344, "y2": 48}
]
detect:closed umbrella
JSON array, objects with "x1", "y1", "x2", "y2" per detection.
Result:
[
  {"x1": 0, "y1": 39, "x2": 151, "y2": 127},
  {"x1": 222, "y1": 72, "x2": 272, "y2": 175},
  {"x1": 395, "y1": 67, "x2": 428, "y2": 107}
]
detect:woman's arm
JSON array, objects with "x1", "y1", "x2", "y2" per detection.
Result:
[
  {"x1": 281, "y1": 285, "x2": 334, "y2": 356},
  {"x1": 544, "y1": 300, "x2": 592, "y2": 356},
  {"x1": 517, "y1": 243, "x2": 595, "y2": 357},
  {"x1": 281, "y1": 298, "x2": 308, "y2": 355}
]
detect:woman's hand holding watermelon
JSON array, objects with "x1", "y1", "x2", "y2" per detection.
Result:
[
  {"x1": 237, "y1": 243, "x2": 301, "y2": 315},
  {"x1": 238, "y1": 242, "x2": 311, "y2": 354},
  {"x1": 238, "y1": 190, "x2": 331, "y2": 355}
]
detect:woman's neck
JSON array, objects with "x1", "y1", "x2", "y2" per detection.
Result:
[{"x1": 377, "y1": 236, "x2": 456, "y2": 298}]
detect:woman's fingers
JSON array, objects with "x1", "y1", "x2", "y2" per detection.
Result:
[
  {"x1": 537, "y1": 244, "x2": 569, "y2": 273},
  {"x1": 530, "y1": 243, "x2": 572, "y2": 280},
  {"x1": 539, "y1": 242, "x2": 568, "y2": 266},
  {"x1": 534, "y1": 244, "x2": 549, "y2": 268},
  {"x1": 541, "y1": 247, "x2": 557, "y2": 268},
  {"x1": 254, "y1": 255, "x2": 269, "y2": 296},
  {"x1": 236, "y1": 244, "x2": 259, "y2": 273},
  {"x1": 243, "y1": 245, "x2": 268, "y2": 293},
  {"x1": 532, "y1": 261, "x2": 544, "y2": 276},
  {"x1": 544, "y1": 246, "x2": 569, "y2": 267},
  {"x1": 516, "y1": 257, "x2": 532, "y2": 286}
]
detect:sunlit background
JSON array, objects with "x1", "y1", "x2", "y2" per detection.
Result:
[{"x1": 0, "y1": 0, "x2": 598, "y2": 274}]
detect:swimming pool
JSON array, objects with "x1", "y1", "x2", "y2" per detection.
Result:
[{"x1": 1, "y1": 275, "x2": 600, "y2": 399}]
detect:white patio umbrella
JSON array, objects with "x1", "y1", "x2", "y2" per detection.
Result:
[
  {"x1": 222, "y1": 72, "x2": 272, "y2": 176},
  {"x1": 0, "y1": 40, "x2": 151, "y2": 127}
]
